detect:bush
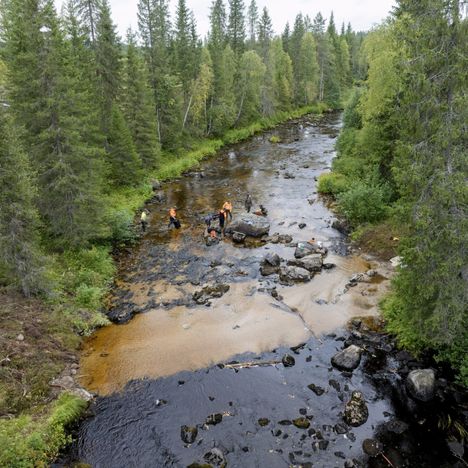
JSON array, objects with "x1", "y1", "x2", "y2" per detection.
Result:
[
  {"x1": 75, "y1": 284, "x2": 104, "y2": 310},
  {"x1": 317, "y1": 173, "x2": 348, "y2": 195},
  {"x1": 106, "y1": 209, "x2": 137, "y2": 245},
  {"x1": 337, "y1": 181, "x2": 388, "y2": 225}
]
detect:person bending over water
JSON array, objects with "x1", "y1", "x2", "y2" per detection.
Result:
[{"x1": 168, "y1": 207, "x2": 181, "y2": 229}]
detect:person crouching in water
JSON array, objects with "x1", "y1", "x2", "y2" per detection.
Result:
[
  {"x1": 140, "y1": 209, "x2": 149, "y2": 232},
  {"x1": 223, "y1": 201, "x2": 233, "y2": 222},
  {"x1": 168, "y1": 207, "x2": 181, "y2": 229},
  {"x1": 244, "y1": 194, "x2": 252, "y2": 213}
]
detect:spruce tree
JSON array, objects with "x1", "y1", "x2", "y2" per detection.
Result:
[
  {"x1": 107, "y1": 105, "x2": 142, "y2": 186},
  {"x1": 247, "y1": 0, "x2": 258, "y2": 48},
  {"x1": 257, "y1": 6, "x2": 273, "y2": 61},
  {"x1": 74, "y1": 0, "x2": 102, "y2": 45},
  {"x1": 228, "y1": 0, "x2": 246, "y2": 57},
  {"x1": 297, "y1": 32, "x2": 319, "y2": 105},
  {"x1": 0, "y1": 110, "x2": 46, "y2": 297},
  {"x1": 121, "y1": 30, "x2": 160, "y2": 169},
  {"x1": 282, "y1": 22, "x2": 290, "y2": 54}
]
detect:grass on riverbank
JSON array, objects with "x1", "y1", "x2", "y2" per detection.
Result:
[{"x1": 0, "y1": 103, "x2": 328, "y2": 467}]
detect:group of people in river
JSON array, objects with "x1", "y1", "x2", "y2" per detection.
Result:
[{"x1": 140, "y1": 193, "x2": 268, "y2": 239}]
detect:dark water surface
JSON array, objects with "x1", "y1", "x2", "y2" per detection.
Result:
[{"x1": 64, "y1": 114, "x2": 463, "y2": 467}]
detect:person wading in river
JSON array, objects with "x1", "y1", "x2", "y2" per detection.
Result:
[
  {"x1": 168, "y1": 207, "x2": 180, "y2": 229},
  {"x1": 218, "y1": 208, "x2": 226, "y2": 234},
  {"x1": 244, "y1": 194, "x2": 252, "y2": 213},
  {"x1": 222, "y1": 201, "x2": 233, "y2": 222},
  {"x1": 140, "y1": 209, "x2": 149, "y2": 232}
]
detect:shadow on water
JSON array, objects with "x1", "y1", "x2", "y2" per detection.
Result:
[{"x1": 59, "y1": 114, "x2": 466, "y2": 467}]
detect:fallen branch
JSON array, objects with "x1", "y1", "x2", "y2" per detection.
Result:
[{"x1": 223, "y1": 359, "x2": 281, "y2": 369}]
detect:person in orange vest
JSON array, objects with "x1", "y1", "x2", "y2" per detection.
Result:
[
  {"x1": 168, "y1": 207, "x2": 180, "y2": 229},
  {"x1": 222, "y1": 201, "x2": 233, "y2": 221}
]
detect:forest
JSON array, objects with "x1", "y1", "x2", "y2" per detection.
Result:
[{"x1": 318, "y1": 0, "x2": 467, "y2": 384}]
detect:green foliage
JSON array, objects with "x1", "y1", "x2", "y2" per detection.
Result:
[
  {"x1": 0, "y1": 393, "x2": 87, "y2": 468},
  {"x1": 317, "y1": 173, "x2": 348, "y2": 195},
  {"x1": 337, "y1": 181, "x2": 388, "y2": 226},
  {"x1": 269, "y1": 135, "x2": 281, "y2": 143}
]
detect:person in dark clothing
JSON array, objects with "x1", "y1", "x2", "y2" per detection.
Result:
[
  {"x1": 140, "y1": 209, "x2": 149, "y2": 232},
  {"x1": 168, "y1": 207, "x2": 180, "y2": 229},
  {"x1": 245, "y1": 194, "x2": 252, "y2": 213},
  {"x1": 218, "y1": 209, "x2": 226, "y2": 231}
]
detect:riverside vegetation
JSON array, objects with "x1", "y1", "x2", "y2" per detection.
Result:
[
  {"x1": 318, "y1": 1, "x2": 467, "y2": 386},
  {"x1": 0, "y1": 0, "x2": 363, "y2": 465}
]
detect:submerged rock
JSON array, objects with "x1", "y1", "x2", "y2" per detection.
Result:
[
  {"x1": 225, "y1": 214, "x2": 270, "y2": 237},
  {"x1": 203, "y1": 448, "x2": 226, "y2": 466},
  {"x1": 298, "y1": 223, "x2": 307, "y2": 229},
  {"x1": 331, "y1": 345, "x2": 363, "y2": 371},
  {"x1": 205, "y1": 413, "x2": 223, "y2": 425},
  {"x1": 258, "y1": 418, "x2": 270, "y2": 427},
  {"x1": 181, "y1": 425, "x2": 198, "y2": 444},
  {"x1": 268, "y1": 233, "x2": 293, "y2": 244},
  {"x1": 193, "y1": 283, "x2": 230, "y2": 305},
  {"x1": 344, "y1": 391, "x2": 369, "y2": 427},
  {"x1": 279, "y1": 266, "x2": 311, "y2": 284},
  {"x1": 293, "y1": 417, "x2": 310, "y2": 429},
  {"x1": 308, "y1": 383, "x2": 325, "y2": 396},
  {"x1": 282, "y1": 354, "x2": 296, "y2": 367},
  {"x1": 362, "y1": 438, "x2": 383, "y2": 457},
  {"x1": 406, "y1": 369, "x2": 436, "y2": 402}
]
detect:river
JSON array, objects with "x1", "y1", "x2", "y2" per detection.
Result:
[{"x1": 61, "y1": 113, "x2": 462, "y2": 468}]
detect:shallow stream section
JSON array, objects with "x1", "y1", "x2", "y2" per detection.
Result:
[{"x1": 62, "y1": 113, "x2": 463, "y2": 468}]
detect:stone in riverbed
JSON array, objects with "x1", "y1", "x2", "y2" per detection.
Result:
[
  {"x1": 344, "y1": 391, "x2": 369, "y2": 427},
  {"x1": 331, "y1": 345, "x2": 363, "y2": 371},
  {"x1": 279, "y1": 266, "x2": 311, "y2": 284},
  {"x1": 181, "y1": 425, "x2": 198, "y2": 444},
  {"x1": 308, "y1": 383, "x2": 325, "y2": 396},
  {"x1": 260, "y1": 253, "x2": 281, "y2": 276},
  {"x1": 406, "y1": 369, "x2": 436, "y2": 402},
  {"x1": 288, "y1": 254, "x2": 323, "y2": 272},
  {"x1": 293, "y1": 417, "x2": 310, "y2": 429},
  {"x1": 205, "y1": 413, "x2": 223, "y2": 425},
  {"x1": 203, "y1": 448, "x2": 226, "y2": 466},
  {"x1": 282, "y1": 354, "x2": 296, "y2": 367},
  {"x1": 193, "y1": 283, "x2": 230, "y2": 304},
  {"x1": 225, "y1": 214, "x2": 270, "y2": 237},
  {"x1": 362, "y1": 438, "x2": 384, "y2": 457},
  {"x1": 298, "y1": 223, "x2": 307, "y2": 229},
  {"x1": 258, "y1": 418, "x2": 270, "y2": 427},
  {"x1": 232, "y1": 231, "x2": 246, "y2": 243},
  {"x1": 294, "y1": 242, "x2": 317, "y2": 259}
]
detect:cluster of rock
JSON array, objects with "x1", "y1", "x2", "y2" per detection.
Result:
[
  {"x1": 259, "y1": 241, "x2": 332, "y2": 285},
  {"x1": 192, "y1": 283, "x2": 230, "y2": 305}
]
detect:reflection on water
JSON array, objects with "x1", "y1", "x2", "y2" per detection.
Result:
[{"x1": 80, "y1": 114, "x2": 391, "y2": 395}]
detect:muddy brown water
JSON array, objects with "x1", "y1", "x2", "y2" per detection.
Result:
[{"x1": 63, "y1": 114, "x2": 463, "y2": 468}]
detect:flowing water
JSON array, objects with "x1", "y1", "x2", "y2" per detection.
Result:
[{"x1": 64, "y1": 114, "x2": 462, "y2": 468}]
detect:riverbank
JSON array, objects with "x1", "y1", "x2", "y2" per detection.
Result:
[{"x1": 0, "y1": 104, "x2": 327, "y2": 467}]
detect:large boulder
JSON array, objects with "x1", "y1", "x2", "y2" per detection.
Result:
[
  {"x1": 268, "y1": 233, "x2": 293, "y2": 244},
  {"x1": 344, "y1": 391, "x2": 369, "y2": 427},
  {"x1": 260, "y1": 253, "x2": 281, "y2": 276},
  {"x1": 406, "y1": 369, "x2": 435, "y2": 402},
  {"x1": 294, "y1": 242, "x2": 327, "y2": 259},
  {"x1": 288, "y1": 254, "x2": 323, "y2": 272},
  {"x1": 225, "y1": 214, "x2": 270, "y2": 237},
  {"x1": 279, "y1": 266, "x2": 311, "y2": 284},
  {"x1": 331, "y1": 345, "x2": 363, "y2": 371}
]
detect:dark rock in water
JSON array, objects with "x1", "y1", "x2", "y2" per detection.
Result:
[
  {"x1": 107, "y1": 306, "x2": 136, "y2": 324},
  {"x1": 282, "y1": 354, "x2": 296, "y2": 367},
  {"x1": 284, "y1": 172, "x2": 295, "y2": 179},
  {"x1": 294, "y1": 242, "x2": 317, "y2": 259},
  {"x1": 298, "y1": 223, "x2": 307, "y2": 229},
  {"x1": 362, "y1": 438, "x2": 383, "y2": 457},
  {"x1": 288, "y1": 254, "x2": 323, "y2": 272},
  {"x1": 332, "y1": 219, "x2": 350, "y2": 235},
  {"x1": 279, "y1": 266, "x2": 311, "y2": 284},
  {"x1": 293, "y1": 417, "x2": 310, "y2": 429},
  {"x1": 318, "y1": 440, "x2": 329, "y2": 450},
  {"x1": 329, "y1": 379, "x2": 341, "y2": 392},
  {"x1": 258, "y1": 418, "x2": 270, "y2": 427},
  {"x1": 180, "y1": 425, "x2": 198, "y2": 444},
  {"x1": 193, "y1": 283, "x2": 230, "y2": 304},
  {"x1": 188, "y1": 463, "x2": 212, "y2": 468},
  {"x1": 384, "y1": 419, "x2": 409, "y2": 434},
  {"x1": 334, "y1": 451, "x2": 346, "y2": 459},
  {"x1": 278, "y1": 419, "x2": 293, "y2": 425},
  {"x1": 232, "y1": 231, "x2": 246, "y2": 243},
  {"x1": 205, "y1": 236, "x2": 219, "y2": 247},
  {"x1": 323, "y1": 263, "x2": 336, "y2": 270},
  {"x1": 344, "y1": 391, "x2": 369, "y2": 427},
  {"x1": 205, "y1": 413, "x2": 223, "y2": 425},
  {"x1": 203, "y1": 447, "x2": 226, "y2": 466},
  {"x1": 260, "y1": 264, "x2": 279, "y2": 276},
  {"x1": 263, "y1": 252, "x2": 281, "y2": 267},
  {"x1": 268, "y1": 233, "x2": 293, "y2": 244},
  {"x1": 406, "y1": 369, "x2": 436, "y2": 402},
  {"x1": 334, "y1": 422, "x2": 348, "y2": 434},
  {"x1": 344, "y1": 459, "x2": 357, "y2": 468},
  {"x1": 152, "y1": 191, "x2": 166, "y2": 203},
  {"x1": 331, "y1": 345, "x2": 363, "y2": 371},
  {"x1": 308, "y1": 383, "x2": 325, "y2": 396},
  {"x1": 225, "y1": 214, "x2": 270, "y2": 237}
]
